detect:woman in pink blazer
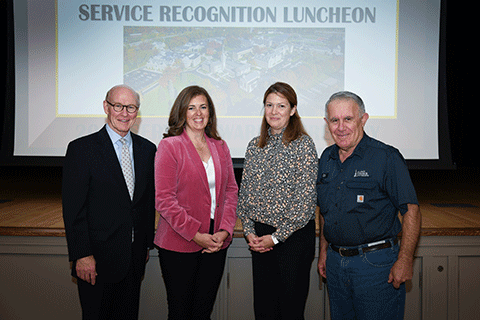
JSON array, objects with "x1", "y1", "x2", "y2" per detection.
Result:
[{"x1": 154, "y1": 85, "x2": 238, "y2": 320}]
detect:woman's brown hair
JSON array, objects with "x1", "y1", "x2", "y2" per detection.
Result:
[
  {"x1": 258, "y1": 82, "x2": 308, "y2": 148},
  {"x1": 163, "y1": 85, "x2": 221, "y2": 140}
]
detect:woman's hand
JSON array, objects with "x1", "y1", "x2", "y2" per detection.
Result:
[
  {"x1": 247, "y1": 234, "x2": 274, "y2": 253},
  {"x1": 212, "y1": 230, "x2": 229, "y2": 244},
  {"x1": 193, "y1": 231, "x2": 227, "y2": 253}
]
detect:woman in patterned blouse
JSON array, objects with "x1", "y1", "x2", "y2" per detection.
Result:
[{"x1": 237, "y1": 82, "x2": 318, "y2": 319}]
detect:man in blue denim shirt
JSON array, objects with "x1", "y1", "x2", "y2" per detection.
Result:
[{"x1": 316, "y1": 91, "x2": 421, "y2": 320}]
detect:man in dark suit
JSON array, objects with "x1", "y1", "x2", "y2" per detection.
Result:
[{"x1": 62, "y1": 84, "x2": 156, "y2": 320}]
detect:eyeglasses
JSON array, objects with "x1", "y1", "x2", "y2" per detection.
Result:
[{"x1": 106, "y1": 101, "x2": 139, "y2": 114}]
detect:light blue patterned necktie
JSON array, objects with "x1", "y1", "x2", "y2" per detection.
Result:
[{"x1": 120, "y1": 138, "x2": 134, "y2": 200}]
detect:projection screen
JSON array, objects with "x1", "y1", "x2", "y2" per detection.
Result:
[{"x1": 13, "y1": 0, "x2": 442, "y2": 162}]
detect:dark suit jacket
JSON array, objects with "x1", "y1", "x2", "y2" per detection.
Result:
[{"x1": 62, "y1": 125, "x2": 156, "y2": 283}]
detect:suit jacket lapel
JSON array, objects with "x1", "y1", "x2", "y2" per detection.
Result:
[
  {"x1": 181, "y1": 130, "x2": 210, "y2": 194},
  {"x1": 207, "y1": 138, "x2": 223, "y2": 201},
  {"x1": 132, "y1": 133, "x2": 147, "y2": 204}
]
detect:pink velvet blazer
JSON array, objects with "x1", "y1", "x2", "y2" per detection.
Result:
[{"x1": 154, "y1": 130, "x2": 238, "y2": 252}]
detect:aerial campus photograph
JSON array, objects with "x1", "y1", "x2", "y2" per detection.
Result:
[{"x1": 123, "y1": 26, "x2": 345, "y2": 119}]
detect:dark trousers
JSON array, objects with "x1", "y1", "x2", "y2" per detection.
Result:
[
  {"x1": 252, "y1": 220, "x2": 316, "y2": 320},
  {"x1": 76, "y1": 260, "x2": 143, "y2": 320},
  {"x1": 158, "y1": 247, "x2": 227, "y2": 320}
]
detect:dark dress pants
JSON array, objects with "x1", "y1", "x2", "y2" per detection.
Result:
[
  {"x1": 158, "y1": 247, "x2": 227, "y2": 320},
  {"x1": 76, "y1": 253, "x2": 143, "y2": 320},
  {"x1": 252, "y1": 219, "x2": 316, "y2": 320}
]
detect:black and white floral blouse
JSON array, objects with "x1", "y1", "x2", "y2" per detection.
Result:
[{"x1": 237, "y1": 129, "x2": 318, "y2": 242}]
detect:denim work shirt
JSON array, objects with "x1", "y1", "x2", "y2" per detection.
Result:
[{"x1": 316, "y1": 134, "x2": 418, "y2": 246}]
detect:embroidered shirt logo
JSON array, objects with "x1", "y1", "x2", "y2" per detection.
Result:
[{"x1": 354, "y1": 169, "x2": 369, "y2": 178}]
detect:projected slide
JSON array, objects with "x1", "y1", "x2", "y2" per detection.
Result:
[
  {"x1": 14, "y1": 0, "x2": 440, "y2": 160},
  {"x1": 121, "y1": 27, "x2": 345, "y2": 119}
]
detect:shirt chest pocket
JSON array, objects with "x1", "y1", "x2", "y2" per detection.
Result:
[
  {"x1": 346, "y1": 180, "x2": 377, "y2": 209},
  {"x1": 316, "y1": 174, "x2": 335, "y2": 213}
]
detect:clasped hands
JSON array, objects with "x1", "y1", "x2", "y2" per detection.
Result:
[
  {"x1": 246, "y1": 234, "x2": 275, "y2": 253},
  {"x1": 193, "y1": 230, "x2": 229, "y2": 253}
]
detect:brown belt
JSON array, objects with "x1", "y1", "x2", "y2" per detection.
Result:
[{"x1": 331, "y1": 238, "x2": 398, "y2": 257}]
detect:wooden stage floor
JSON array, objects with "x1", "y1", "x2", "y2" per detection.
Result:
[{"x1": 1, "y1": 166, "x2": 479, "y2": 237}]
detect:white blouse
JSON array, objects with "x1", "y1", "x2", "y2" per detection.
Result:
[{"x1": 202, "y1": 157, "x2": 216, "y2": 219}]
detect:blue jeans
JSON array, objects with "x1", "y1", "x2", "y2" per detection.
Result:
[{"x1": 326, "y1": 239, "x2": 405, "y2": 320}]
